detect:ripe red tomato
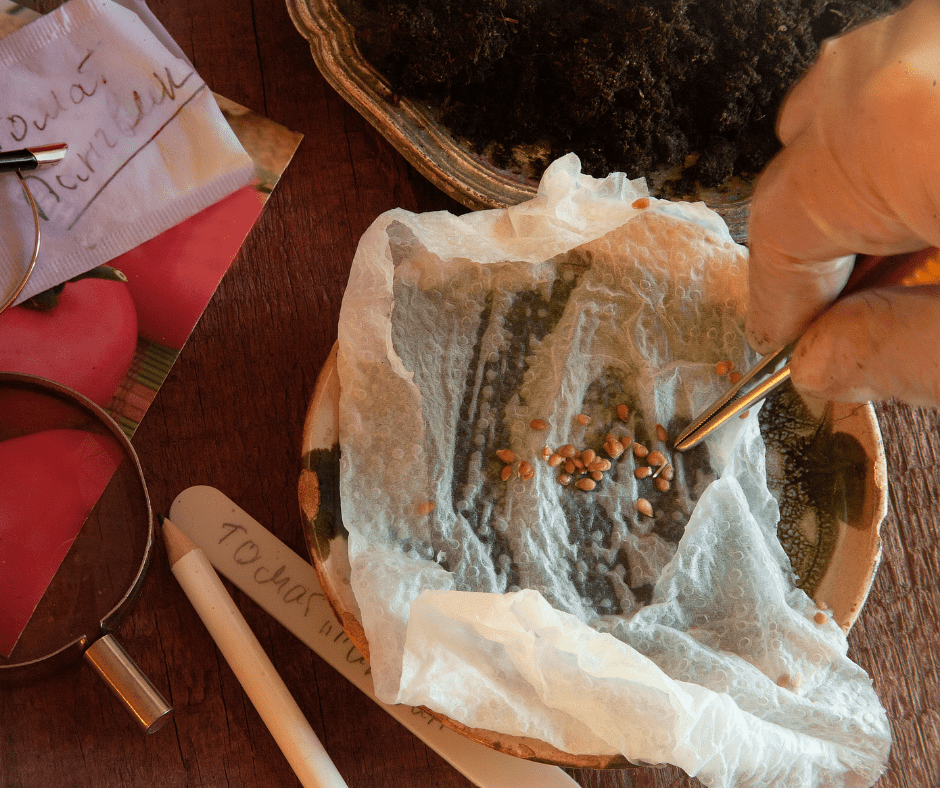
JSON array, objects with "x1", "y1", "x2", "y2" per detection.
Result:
[
  {"x1": 0, "y1": 278, "x2": 137, "y2": 408},
  {"x1": 0, "y1": 428, "x2": 124, "y2": 656},
  {"x1": 110, "y1": 186, "x2": 265, "y2": 350}
]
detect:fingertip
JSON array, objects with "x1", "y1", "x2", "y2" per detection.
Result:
[
  {"x1": 789, "y1": 288, "x2": 940, "y2": 406},
  {"x1": 788, "y1": 321, "x2": 847, "y2": 402}
]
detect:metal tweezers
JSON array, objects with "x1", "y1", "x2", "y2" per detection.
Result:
[
  {"x1": 673, "y1": 342, "x2": 793, "y2": 451},
  {"x1": 674, "y1": 247, "x2": 940, "y2": 452}
]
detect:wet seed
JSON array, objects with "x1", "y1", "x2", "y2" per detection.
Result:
[
  {"x1": 655, "y1": 477, "x2": 671, "y2": 492},
  {"x1": 500, "y1": 465, "x2": 513, "y2": 481},
  {"x1": 575, "y1": 478, "x2": 596, "y2": 491},
  {"x1": 661, "y1": 465, "x2": 674, "y2": 481},
  {"x1": 813, "y1": 611, "x2": 828, "y2": 626},
  {"x1": 637, "y1": 498, "x2": 653, "y2": 517},
  {"x1": 577, "y1": 413, "x2": 591, "y2": 425},
  {"x1": 496, "y1": 449, "x2": 515, "y2": 464},
  {"x1": 557, "y1": 473, "x2": 571, "y2": 485},
  {"x1": 558, "y1": 444, "x2": 576, "y2": 458},
  {"x1": 635, "y1": 466, "x2": 651, "y2": 479},
  {"x1": 617, "y1": 404, "x2": 630, "y2": 421},
  {"x1": 548, "y1": 453, "x2": 564, "y2": 467},
  {"x1": 519, "y1": 461, "x2": 533, "y2": 480},
  {"x1": 633, "y1": 443, "x2": 649, "y2": 458},
  {"x1": 648, "y1": 450, "x2": 667, "y2": 467},
  {"x1": 565, "y1": 459, "x2": 576, "y2": 474},
  {"x1": 605, "y1": 439, "x2": 624, "y2": 458},
  {"x1": 656, "y1": 424, "x2": 668, "y2": 442},
  {"x1": 716, "y1": 360, "x2": 730, "y2": 376},
  {"x1": 729, "y1": 371, "x2": 743, "y2": 384},
  {"x1": 417, "y1": 501, "x2": 436, "y2": 515},
  {"x1": 530, "y1": 418, "x2": 549, "y2": 430},
  {"x1": 582, "y1": 449, "x2": 596, "y2": 465}
]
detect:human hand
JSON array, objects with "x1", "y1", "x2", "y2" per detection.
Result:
[{"x1": 746, "y1": 0, "x2": 940, "y2": 406}]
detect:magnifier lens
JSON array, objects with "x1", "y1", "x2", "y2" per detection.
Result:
[{"x1": 0, "y1": 373, "x2": 170, "y2": 732}]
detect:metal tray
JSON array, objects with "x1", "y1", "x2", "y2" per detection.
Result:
[{"x1": 286, "y1": 0, "x2": 754, "y2": 241}]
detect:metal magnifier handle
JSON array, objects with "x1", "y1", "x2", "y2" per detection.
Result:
[
  {"x1": 85, "y1": 635, "x2": 173, "y2": 734},
  {"x1": 78, "y1": 388, "x2": 173, "y2": 734}
]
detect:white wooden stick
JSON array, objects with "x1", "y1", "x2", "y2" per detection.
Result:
[{"x1": 162, "y1": 516, "x2": 348, "y2": 788}]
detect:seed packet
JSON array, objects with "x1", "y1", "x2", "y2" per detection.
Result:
[{"x1": 0, "y1": 0, "x2": 253, "y2": 305}]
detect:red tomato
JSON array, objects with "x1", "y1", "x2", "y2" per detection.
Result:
[
  {"x1": 0, "y1": 428, "x2": 124, "y2": 656},
  {"x1": 0, "y1": 278, "x2": 137, "y2": 408},
  {"x1": 110, "y1": 186, "x2": 265, "y2": 350}
]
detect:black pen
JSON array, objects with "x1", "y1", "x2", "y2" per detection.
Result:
[{"x1": 0, "y1": 143, "x2": 68, "y2": 173}]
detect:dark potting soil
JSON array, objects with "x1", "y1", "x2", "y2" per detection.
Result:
[{"x1": 342, "y1": 0, "x2": 901, "y2": 190}]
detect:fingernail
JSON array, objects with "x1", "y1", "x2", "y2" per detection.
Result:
[{"x1": 744, "y1": 313, "x2": 777, "y2": 354}]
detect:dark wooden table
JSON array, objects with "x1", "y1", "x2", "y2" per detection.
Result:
[{"x1": 3, "y1": 1, "x2": 938, "y2": 787}]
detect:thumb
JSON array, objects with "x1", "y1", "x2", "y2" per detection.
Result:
[{"x1": 789, "y1": 286, "x2": 940, "y2": 407}]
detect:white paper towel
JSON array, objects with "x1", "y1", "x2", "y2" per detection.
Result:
[{"x1": 336, "y1": 155, "x2": 890, "y2": 787}]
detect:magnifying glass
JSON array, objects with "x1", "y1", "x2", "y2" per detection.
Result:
[{"x1": 0, "y1": 372, "x2": 173, "y2": 733}]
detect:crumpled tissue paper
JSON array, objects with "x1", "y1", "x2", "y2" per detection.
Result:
[{"x1": 336, "y1": 154, "x2": 890, "y2": 788}]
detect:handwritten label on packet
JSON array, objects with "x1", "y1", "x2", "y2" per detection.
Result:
[
  {"x1": 0, "y1": 0, "x2": 252, "y2": 303},
  {"x1": 168, "y1": 486, "x2": 579, "y2": 788},
  {"x1": 6, "y1": 52, "x2": 200, "y2": 229}
]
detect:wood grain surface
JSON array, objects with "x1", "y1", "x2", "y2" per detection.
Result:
[{"x1": 2, "y1": 1, "x2": 938, "y2": 787}]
